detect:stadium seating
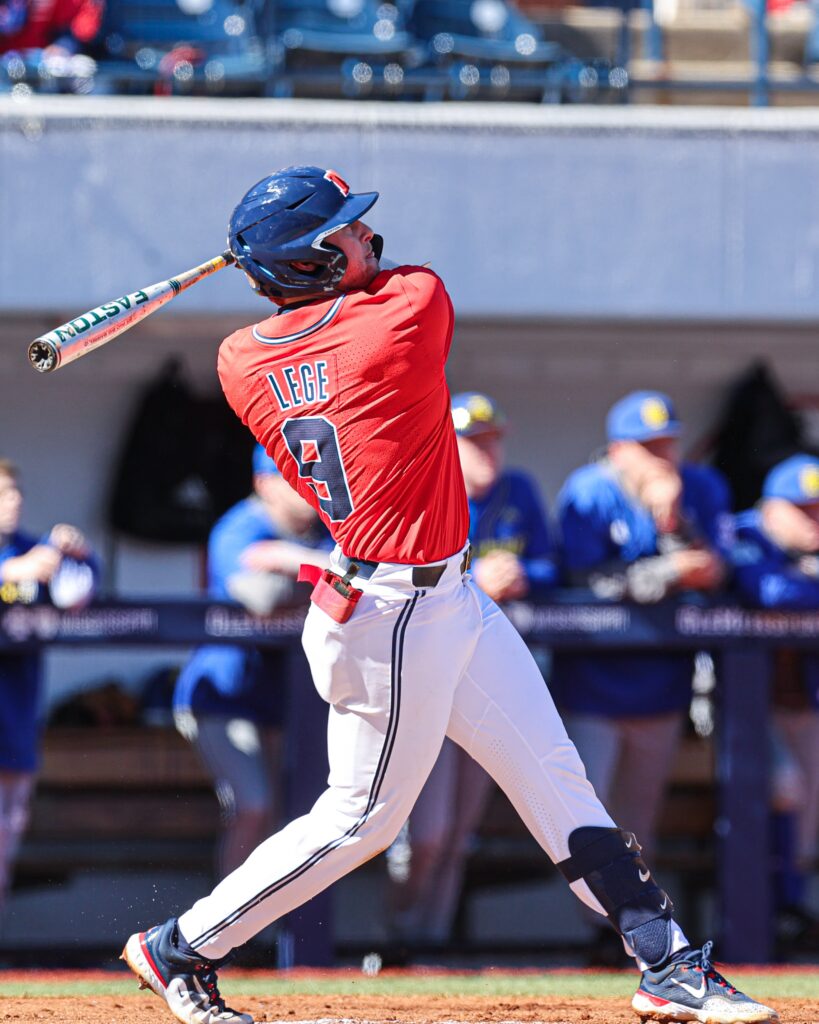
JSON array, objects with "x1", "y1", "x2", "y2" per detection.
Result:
[
  {"x1": 265, "y1": 0, "x2": 445, "y2": 99},
  {"x1": 402, "y1": 0, "x2": 625, "y2": 102},
  {"x1": 94, "y1": 0, "x2": 273, "y2": 95},
  {"x1": 0, "y1": 0, "x2": 624, "y2": 101}
]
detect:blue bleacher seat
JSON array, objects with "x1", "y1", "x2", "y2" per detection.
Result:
[
  {"x1": 96, "y1": 0, "x2": 272, "y2": 94},
  {"x1": 267, "y1": 0, "x2": 442, "y2": 98},
  {"x1": 405, "y1": 0, "x2": 562, "y2": 65}
]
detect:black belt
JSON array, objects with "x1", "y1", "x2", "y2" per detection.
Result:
[{"x1": 337, "y1": 547, "x2": 472, "y2": 589}]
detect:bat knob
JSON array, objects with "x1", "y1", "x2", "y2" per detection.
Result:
[{"x1": 28, "y1": 339, "x2": 59, "y2": 373}]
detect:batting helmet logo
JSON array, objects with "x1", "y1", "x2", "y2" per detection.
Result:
[{"x1": 324, "y1": 170, "x2": 350, "y2": 196}]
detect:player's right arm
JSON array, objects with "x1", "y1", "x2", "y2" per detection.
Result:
[
  {"x1": 558, "y1": 469, "x2": 680, "y2": 603},
  {"x1": 732, "y1": 514, "x2": 819, "y2": 609},
  {"x1": 0, "y1": 544, "x2": 61, "y2": 584}
]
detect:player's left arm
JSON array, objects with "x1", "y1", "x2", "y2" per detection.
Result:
[{"x1": 392, "y1": 268, "x2": 455, "y2": 362}]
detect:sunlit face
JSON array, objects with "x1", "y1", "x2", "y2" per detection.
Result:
[
  {"x1": 0, "y1": 471, "x2": 22, "y2": 536},
  {"x1": 609, "y1": 435, "x2": 681, "y2": 485},
  {"x1": 325, "y1": 220, "x2": 380, "y2": 291},
  {"x1": 763, "y1": 498, "x2": 819, "y2": 553},
  {"x1": 457, "y1": 431, "x2": 505, "y2": 498},
  {"x1": 638, "y1": 435, "x2": 681, "y2": 468}
]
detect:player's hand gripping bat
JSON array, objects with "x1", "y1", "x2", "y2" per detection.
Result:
[{"x1": 28, "y1": 251, "x2": 235, "y2": 373}]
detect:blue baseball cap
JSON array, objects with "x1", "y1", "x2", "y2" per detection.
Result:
[
  {"x1": 606, "y1": 391, "x2": 682, "y2": 443},
  {"x1": 252, "y1": 443, "x2": 280, "y2": 476},
  {"x1": 763, "y1": 454, "x2": 819, "y2": 504},
  {"x1": 451, "y1": 392, "x2": 506, "y2": 437}
]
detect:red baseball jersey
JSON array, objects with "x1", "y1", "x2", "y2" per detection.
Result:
[{"x1": 217, "y1": 266, "x2": 469, "y2": 564}]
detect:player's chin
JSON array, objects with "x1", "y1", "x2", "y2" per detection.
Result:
[{"x1": 341, "y1": 262, "x2": 380, "y2": 291}]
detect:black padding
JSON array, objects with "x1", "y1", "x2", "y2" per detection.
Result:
[
  {"x1": 556, "y1": 826, "x2": 674, "y2": 966},
  {"x1": 559, "y1": 826, "x2": 634, "y2": 883}
]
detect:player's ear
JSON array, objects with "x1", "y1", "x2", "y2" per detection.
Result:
[{"x1": 291, "y1": 260, "x2": 320, "y2": 274}]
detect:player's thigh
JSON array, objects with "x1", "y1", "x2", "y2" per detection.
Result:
[
  {"x1": 447, "y1": 584, "x2": 613, "y2": 860},
  {"x1": 447, "y1": 583, "x2": 573, "y2": 754},
  {"x1": 316, "y1": 586, "x2": 480, "y2": 833},
  {"x1": 303, "y1": 586, "x2": 472, "y2": 708}
]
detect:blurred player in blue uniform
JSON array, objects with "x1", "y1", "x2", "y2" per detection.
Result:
[
  {"x1": 732, "y1": 453, "x2": 819, "y2": 953},
  {"x1": 0, "y1": 457, "x2": 98, "y2": 915},
  {"x1": 387, "y1": 392, "x2": 557, "y2": 949},
  {"x1": 552, "y1": 391, "x2": 731, "y2": 957},
  {"x1": 174, "y1": 446, "x2": 332, "y2": 878}
]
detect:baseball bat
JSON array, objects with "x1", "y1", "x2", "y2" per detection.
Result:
[{"x1": 28, "y1": 251, "x2": 236, "y2": 374}]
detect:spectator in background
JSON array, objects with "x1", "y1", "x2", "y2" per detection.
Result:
[
  {"x1": 173, "y1": 445, "x2": 331, "y2": 880},
  {"x1": 1, "y1": 0, "x2": 103, "y2": 90},
  {"x1": 732, "y1": 453, "x2": 819, "y2": 954},
  {"x1": 0, "y1": 457, "x2": 97, "y2": 915},
  {"x1": 552, "y1": 391, "x2": 731, "y2": 963},
  {"x1": 386, "y1": 392, "x2": 557, "y2": 951}
]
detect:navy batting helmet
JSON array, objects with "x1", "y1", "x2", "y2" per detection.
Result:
[{"x1": 227, "y1": 166, "x2": 380, "y2": 299}]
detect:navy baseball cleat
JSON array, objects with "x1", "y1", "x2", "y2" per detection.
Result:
[
  {"x1": 121, "y1": 918, "x2": 253, "y2": 1024},
  {"x1": 632, "y1": 941, "x2": 778, "y2": 1023}
]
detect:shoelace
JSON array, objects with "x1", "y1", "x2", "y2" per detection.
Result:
[
  {"x1": 194, "y1": 963, "x2": 229, "y2": 1011},
  {"x1": 680, "y1": 941, "x2": 738, "y2": 995}
]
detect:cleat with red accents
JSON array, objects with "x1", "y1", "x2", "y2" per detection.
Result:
[
  {"x1": 121, "y1": 919, "x2": 253, "y2": 1024},
  {"x1": 631, "y1": 941, "x2": 778, "y2": 1024}
]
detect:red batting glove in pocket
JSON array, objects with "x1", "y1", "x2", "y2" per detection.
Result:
[{"x1": 298, "y1": 565, "x2": 363, "y2": 624}]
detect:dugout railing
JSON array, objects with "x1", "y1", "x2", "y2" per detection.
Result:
[{"x1": 2, "y1": 593, "x2": 811, "y2": 964}]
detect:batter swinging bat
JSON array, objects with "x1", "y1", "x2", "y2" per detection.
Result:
[{"x1": 28, "y1": 251, "x2": 236, "y2": 373}]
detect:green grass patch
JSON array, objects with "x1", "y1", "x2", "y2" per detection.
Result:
[{"x1": 2, "y1": 969, "x2": 818, "y2": 1001}]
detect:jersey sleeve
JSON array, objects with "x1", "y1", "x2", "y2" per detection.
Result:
[
  {"x1": 392, "y1": 267, "x2": 455, "y2": 363},
  {"x1": 732, "y1": 520, "x2": 819, "y2": 609},
  {"x1": 208, "y1": 508, "x2": 267, "y2": 599},
  {"x1": 557, "y1": 473, "x2": 614, "y2": 574},
  {"x1": 685, "y1": 465, "x2": 735, "y2": 557}
]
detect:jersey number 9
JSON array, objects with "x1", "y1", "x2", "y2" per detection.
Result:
[{"x1": 281, "y1": 416, "x2": 354, "y2": 523}]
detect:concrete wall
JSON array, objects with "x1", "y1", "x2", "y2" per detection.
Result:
[{"x1": 5, "y1": 99, "x2": 819, "y2": 319}]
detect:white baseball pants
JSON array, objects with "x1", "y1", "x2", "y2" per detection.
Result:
[{"x1": 179, "y1": 546, "x2": 618, "y2": 959}]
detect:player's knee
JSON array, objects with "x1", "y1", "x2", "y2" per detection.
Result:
[{"x1": 556, "y1": 826, "x2": 674, "y2": 967}]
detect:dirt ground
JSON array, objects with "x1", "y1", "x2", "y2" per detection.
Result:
[{"x1": 1, "y1": 994, "x2": 815, "y2": 1024}]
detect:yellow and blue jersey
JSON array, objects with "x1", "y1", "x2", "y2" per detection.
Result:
[
  {"x1": 732, "y1": 508, "x2": 819, "y2": 709},
  {"x1": 174, "y1": 497, "x2": 332, "y2": 724},
  {"x1": 468, "y1": 469, "x2": 557, "y2": 597},
  {"x1": 0, "y1": 530, "x2": 99, "y2": 771},
  {"x1": 552, "y1": 459, "x2": 732, "y2": 717}
]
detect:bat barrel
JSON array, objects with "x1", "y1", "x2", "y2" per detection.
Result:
[{"x1": 28, "y1": 251, "x2": 236, "y2": 374}]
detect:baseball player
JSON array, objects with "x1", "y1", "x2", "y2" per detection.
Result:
[
  {"x1": 553, "y1": 391, "x2": 733, "y2": 863},
  {"x1": 387, "y1": 391, "x2": 558, "y2": 950},
  {"x1": 0, "y1": 457, "x2": 98, "y2": 916},
  {"x1": 174, "y1": 444, "x2": 332, "y2": 879},
  {"x1": 122, "y1": 166, "x2": 776, "y2": 1024},
  {"x1": 552, "y1": 391, "x2": 733, "y2": 965},
  {"x1": 732, "y1": 453, "x2": 819, "y2": 954}
]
